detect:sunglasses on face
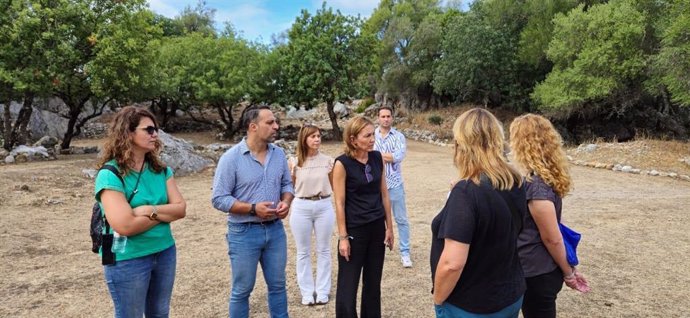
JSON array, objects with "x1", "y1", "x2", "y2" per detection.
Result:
[{"x1": 139, "y1": 126, "x2": 159, "y2": 135}]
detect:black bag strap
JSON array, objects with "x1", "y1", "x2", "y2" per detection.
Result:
[{"x1": 100, "y1": 163, "x2": 144, "y2": 234}]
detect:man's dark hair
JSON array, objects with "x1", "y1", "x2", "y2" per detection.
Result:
[
  {"x1": 378, "y1": 106, "x2": 394, "y2": 116},
  {"x1": 242, "y1": 105, "x2": 271, "y2": 130}
]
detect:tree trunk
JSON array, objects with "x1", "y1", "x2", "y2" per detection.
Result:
[
  {"x1": 0, "y1": 101, "x2": 4, "y2": 137},
  {"x1": 8, "y1": 92, "x2": 34, "y2": 148},
  {"x1": 59, "y1": 96, "x2": 90, "y2": 149},
  {"x1": 326, "y1": 100, "x2": 342, "y2": 141},
  {"x1": 60, "y1": 110, "x2": 79, "y2": 150},
  {"x1": 150, "y1": 99, "x2": 160, "y2": 124},
  {"x1": 171, "y1": 101, "x2": 179, "y2": 118},
  {"x1": 2, "y1": 101, "x2": 11, "y2": 150},
  {"x1": 660, "y1": 87, "x2": 672, "y2": 116},
  {"x1": 215, "y1": 102, "x2": 235, "y2": 139},
  {"x1": 235, "y1": 104, "x2": 252, "y2": 135},
  {"x1": 161, "y1": 99, "x2": 171, "y2": 129}
]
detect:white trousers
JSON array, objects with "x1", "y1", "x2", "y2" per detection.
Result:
[{"x1": 289, "y1": 197, "x2": 335, "y2": 299}]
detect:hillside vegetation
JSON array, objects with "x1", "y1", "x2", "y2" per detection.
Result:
[{"x1": 3, "y1": 0, "x2": 690, "y2": 150}]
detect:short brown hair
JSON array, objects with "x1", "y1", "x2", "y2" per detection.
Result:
[
  {"x1": 378, "y1": 106, "x2": 394, "y2": 116},
  {"x1": 242, "y1": 105, "x2": 271, "y2": 130}
]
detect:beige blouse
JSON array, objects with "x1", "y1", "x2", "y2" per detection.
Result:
[{"x1": 290, "y1": 152, "x2": 334, "y2": 198}]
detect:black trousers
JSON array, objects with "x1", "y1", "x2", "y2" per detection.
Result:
[
  {"x1": 522, "y1": 268, "x2": 564, "y2": 318},
  {"x1": 335, "y1": 217, "x2": 385, "y2": 318}
]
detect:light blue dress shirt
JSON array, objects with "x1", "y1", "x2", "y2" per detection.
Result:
[{"x1": 211, "y1": 138, "x2": 294, "y2": 223}]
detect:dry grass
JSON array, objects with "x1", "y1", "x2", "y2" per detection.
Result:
[
  {"x1": 395, "y1": 105, "x2": 690, "y2": 174},
  {"x1": 2, "y1": 137, "x2": 690, "y2": 317},
  {"x1": 396, "y1": 104, "x2": 474, "y2": 140},
  {"x1": 566, "y1": 138, "x2": 690, "y2": 174}
]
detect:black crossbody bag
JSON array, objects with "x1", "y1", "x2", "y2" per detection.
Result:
[{"x1": 92, "y1": 164, "x2": 143, "y2": 265}]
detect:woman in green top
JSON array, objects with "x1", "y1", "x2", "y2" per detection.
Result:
[{"x1": 95, "y1": 106, "x2": 186, "y2": 318}]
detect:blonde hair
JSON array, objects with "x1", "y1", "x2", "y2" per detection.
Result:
[
  {"x1": 509, "y1": 114, "x2": 572, "y2": 197},
  {"x1": 97, "y1": 106, "x2": 166, "y2": 175},
  {"x1": 342, "y1": 116, "x2": 374, "y2": 158},
  {"x1": 453, "y1": 108, "x2": 522, "y2": 190},
  {"x1": 296, "y1": 124, "x2": 320, "y2": 167}
]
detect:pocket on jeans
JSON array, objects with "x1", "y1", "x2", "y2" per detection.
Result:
[{"x1": 228, "y1": 222, "x2": 249, "y2": 234}]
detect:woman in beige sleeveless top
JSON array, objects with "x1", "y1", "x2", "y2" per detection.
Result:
[{"x1": 288, "y1": 124, "x2": 335, "y2": 306}]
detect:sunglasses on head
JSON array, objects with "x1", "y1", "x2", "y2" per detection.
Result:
[
  {"x1": 139, "y1": 126, "x2": 159, "y2": 135},
  {"x1": 364, "y1": 163, "x2": 373, "y2": 183}
]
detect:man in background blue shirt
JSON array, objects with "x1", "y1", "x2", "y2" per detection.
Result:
[
  {"x1": 211, "y1": 105, "x2": 294, "y2": 318},
  {"x1": 374, "y1": 106, "x2": 412, "y2": 268}
]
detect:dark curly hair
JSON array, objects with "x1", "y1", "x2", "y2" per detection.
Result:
[{"x1": 97, "y1": 106, "x2": 166, "y2": 175}]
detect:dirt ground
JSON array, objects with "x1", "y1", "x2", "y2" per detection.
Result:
[{"x1": 1, "y1": 138, "x2": 689, "y2": 317}]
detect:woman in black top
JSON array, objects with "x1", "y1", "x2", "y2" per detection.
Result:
[
  {"x1": 333, "y1": 116, "x2": 394, "y2": 318},
  {"x1": 430, "y1": 108, "x2": 526, "y2": 318}
]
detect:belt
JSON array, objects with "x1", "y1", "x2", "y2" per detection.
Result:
[
  {"x1": 246, "y1": 219, "x2": 279, "y2": 225},
  {"x1": 298, "y1": 194, "x2": 331, "y2": 201}
]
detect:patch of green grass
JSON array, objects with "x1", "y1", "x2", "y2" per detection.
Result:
[
  {"x1": 428, "y1": 114, "x2": 443, "y2": 126},
  {"x1": 356, "y1": 97, "x2": 375, "y2": 113}
]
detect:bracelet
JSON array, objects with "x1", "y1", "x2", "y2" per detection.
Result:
[
  {"x1": 564, "y1": 268, "x2": 576, "y2": 280},
  {"x1": 338, "y1": 235, "x2": 352, "y2": 241}
]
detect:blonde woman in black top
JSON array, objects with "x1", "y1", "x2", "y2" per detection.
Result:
[
  {"x1": 430, "y1": 108, "x2": 526, "y2": 317},
  {"x1": 288, "y1": 124, "x2": 335, "y2": 306},
  {"x1": 333, "y1": 116, "x2": 394, "y2": 318}
]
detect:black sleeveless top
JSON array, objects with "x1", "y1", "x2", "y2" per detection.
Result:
[{"x1": 335, "y1": 151, "x2": 385, "y2": 228}]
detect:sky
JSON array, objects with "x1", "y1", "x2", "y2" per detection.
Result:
[{"x1": 147, "y1": 0, "x2": 470, "y2": 43}]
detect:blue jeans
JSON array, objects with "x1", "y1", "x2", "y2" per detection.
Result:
[
  {"x1": 104, "y1": 245, "x2": 177, "y2": 318},
  {"x1": 226, "y1": 220, "x2": 288, "y2": 318},
  {"x1": 435, "y1": 296, "x2": 523, "y2": 318},
  {"x1": 388, "y1": 185, "x2": 410, "y2": 256}
]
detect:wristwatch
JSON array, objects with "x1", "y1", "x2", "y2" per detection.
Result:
[
  {"x1": 148, "y1": 205, "x2": 159, "y2": 220},
  {"x1": 249, "y1": 203, "x2": 256, "y2": 216}
]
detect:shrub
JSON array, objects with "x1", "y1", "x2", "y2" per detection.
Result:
[
  {"x1": 428, "y1": 114, "x2": 443, "y2": 126},
  {"x1": 356, "y1": 97, "x2": 375, "y2": 113}
]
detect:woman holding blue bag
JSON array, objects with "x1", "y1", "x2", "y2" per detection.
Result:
[{"x1": 510, "y1": 114, "x2": 589, "y2": 318}]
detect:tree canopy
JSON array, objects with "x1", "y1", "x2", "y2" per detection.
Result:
[
  {"x1": 2, "y1": 0, "x2": 690, "y2": 147},
  {"x1": 280, "y1": 4, "x2": 375, "y2": 139}
]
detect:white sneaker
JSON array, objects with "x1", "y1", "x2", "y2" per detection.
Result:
[
  {"x1": 315, "y1": 295, "x2": 329, "y2": 305},
  {"x1": 401, "y1": 255, "x2": 413, "y2": 268},
  {"x1": 301, "y1": 296, "x2": 315, "y2": 306}
]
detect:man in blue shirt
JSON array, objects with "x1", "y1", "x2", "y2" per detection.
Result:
[
  {"x1": 374, "y1": 106, "x2": 412, "y2": 268},
  {"x1": 211, "y1": 105, "x2": 294, "y2": 318}
]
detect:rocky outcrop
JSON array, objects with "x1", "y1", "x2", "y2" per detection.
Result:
[
  {"x1": 400, "y1": 128, "x2": 452, "y2": 147},
  {"x1": 0, "y1": 99, "x2": 69, "y2": 140},
  {"x1": 333, "y1": 102, "x2": 350, "y2": 118},
  {"x1": 9, "y1": 145, "x2": 55, "y2": 162},
  {"x1": 286, "y1": 106, "x2": 316, "y2": 119},
  {"x1": 158, "y1": 130, "x2": 213, "y2": 176},
  {"x1": 33, "y1": 136, "x2": 59, "y2": 149},
  {"x1": 569, "y1": 160, "x2": 690, "y2": 182}
]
